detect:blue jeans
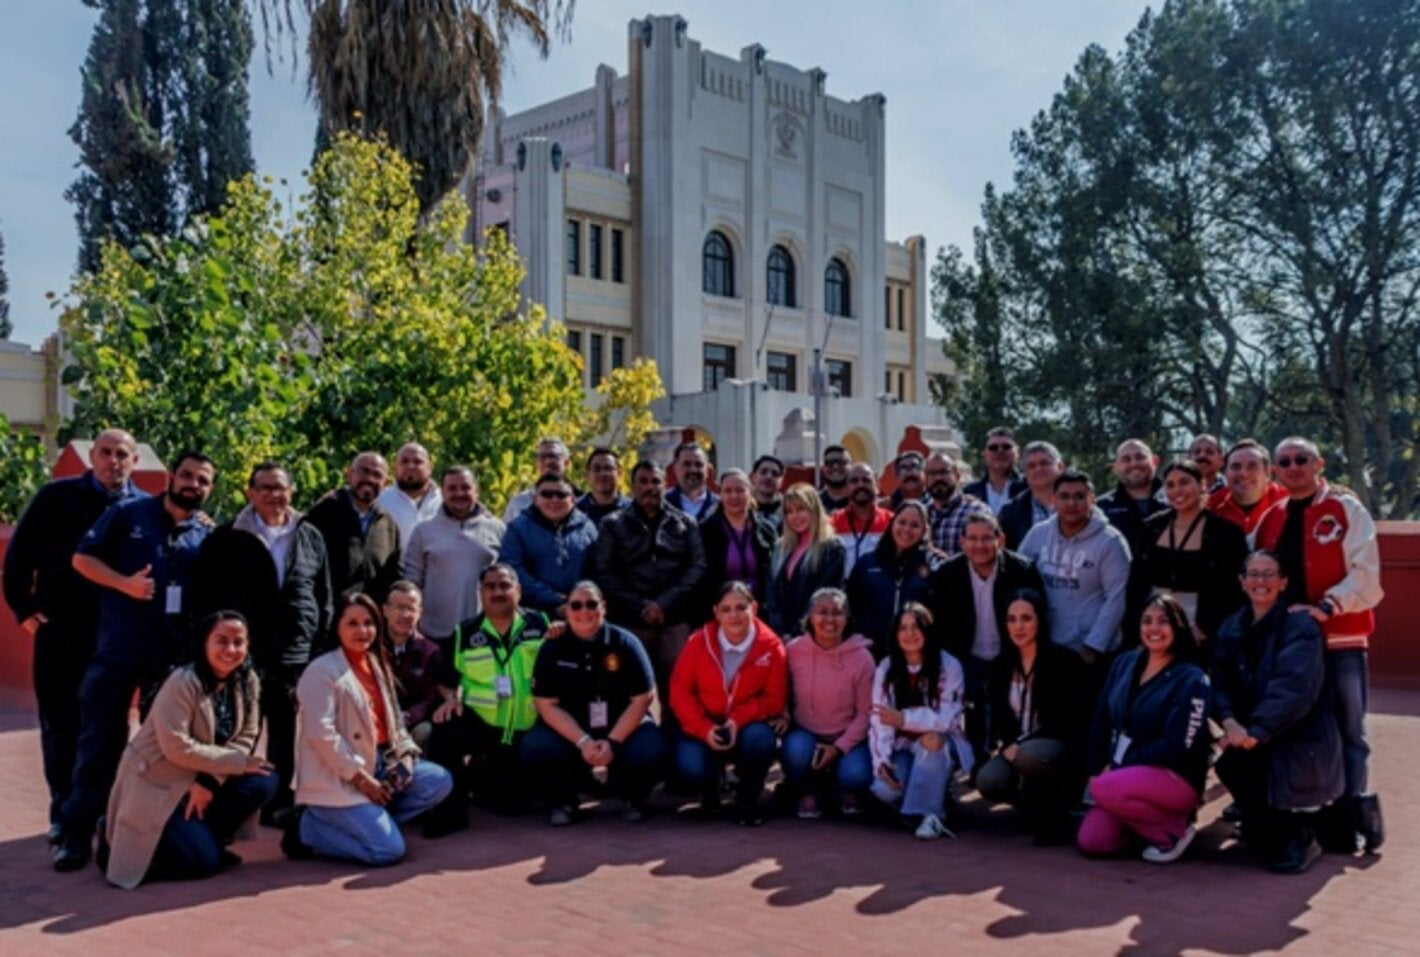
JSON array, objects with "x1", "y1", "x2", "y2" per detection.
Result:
[
  {"x1": 869, "y1": 744, "x2": 952, "y2": 819},
  {"x1": 674, "y1": 721, "x2": 778, "y2": 803},
  {"x1": 301, "y1": 758, "x2": 453, "y2": 866},
  {"x1": 150, "y1": 772, "x2": 279, "y2": 880},
  {"x1": 521, "y1": 721, "x2": 667, "y2": 809},
  {"x1": 780, "y1": 727, "x2": 872, "y2": 795},
  {"x1": 1329, "y1": 649, "x2": 1370, "y2": 796}
]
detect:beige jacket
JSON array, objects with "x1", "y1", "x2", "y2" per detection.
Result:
[
  {"x1": 104, "y1": 666, "x2": 261, "y2": 889},
  {"x1": 294, "y1": 649, "x2": 417, "y2": 808}
]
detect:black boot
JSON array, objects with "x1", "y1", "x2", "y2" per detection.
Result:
[
  {"x1": 1267, "y1": 814, "x2": 1322, "y2": 875},
  {"x1": 1358, "y1": 793, "x2": 1385, "y2": 853},
  {"x1": 1314, "y1": 800, "x2": 1359, "y2": 854}
]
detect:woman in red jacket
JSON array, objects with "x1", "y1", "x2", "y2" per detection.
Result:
[{"x1": 670, "y1": 581, "x2": 787, "y2": 826}]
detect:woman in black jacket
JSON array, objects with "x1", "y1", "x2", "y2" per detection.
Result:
[
  {"x1": 1211, "y1": 550, "x2": 1343, "y2": 874},
  {"x1": 697, "y1": 469, "x2": 776, "y2": 618},
  {"x1": 1079, "y1": 595, "x2": 1212, "y2": 863},
  {"x1": 763, "y1": 483, "x2": 847, "y2": 637},
  {"x1": 976, "y1": 589, "x2": 1091, "y2": 843},
  {"x1": 1131, "y1": 460, "x2": 1248, "y2": 644},
  {"x1": 845, "y1": 501, "x2": 939, "y2": 659}
]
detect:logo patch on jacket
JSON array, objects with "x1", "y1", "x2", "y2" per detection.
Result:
[
  {"x1": 604, "y1": 653, "x2": 621, "y2": 672},
  {"x1": 1312, "y1": 514, "x2": 1344, "y2": 545}
]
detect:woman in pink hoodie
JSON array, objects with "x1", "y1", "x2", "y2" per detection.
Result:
[{"x1": 782, "y1": 588, "x2": 876, "y2": 818}]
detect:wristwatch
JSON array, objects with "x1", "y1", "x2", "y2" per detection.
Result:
[{"x1": 1318, "y1": 598, "x2": 1337, "y2": 618}]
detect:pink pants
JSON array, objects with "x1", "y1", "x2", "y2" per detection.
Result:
[{"x1": 1078, "y1": 765, "x2": 1199, "y2": 856}]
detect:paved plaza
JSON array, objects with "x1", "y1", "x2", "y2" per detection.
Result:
[{"x1": 0, "y1": 687, "x2": 1416, "y2": 956}]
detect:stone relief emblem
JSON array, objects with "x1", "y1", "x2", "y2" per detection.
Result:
[{"x1": 773, "y1": 111, "x2": 800, "y2": 158}]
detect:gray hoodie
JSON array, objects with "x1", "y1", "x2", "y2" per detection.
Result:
[{"x1": 1018, "y1": 508, "x2": 1131, "y2": 655}]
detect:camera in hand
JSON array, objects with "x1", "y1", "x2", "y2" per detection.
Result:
[{"x1": 712, "y1": 725, "x2": 732, "y2": 745}]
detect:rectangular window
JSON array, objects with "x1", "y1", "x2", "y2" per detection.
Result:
[
  {"x1": 897, "y1": 287, "x2": 906, "y2": 331},
  {"x1": 566, "y1": 329, "x2": 582, "y2": 354},
  {"x1": 703, "y1": 343, "x2": 736, "y2": 392},
  {"x1": 566, "y1": 220, "x2": 581, "y2": 276},
  {"x1": 767, "y1": 351, "x2": 797, "y2": 392},
  {"x1": 827, "y1": 359, "x2": 852, "y2": 398},
  {"x1": 885, "y1": 286, "x2": 892, "y2": 329},
  {"x1": 885, "y1": 370, "x2": 892, "y2": 393},
  {"x1": 589, "y1": 223, "x2": 604, "y2": 280},
  {"x1": 611, "y1": 335, "x2": 625, "y2": 369},
  {"x1": 898, "y1": 370, "x2": 907, "y2": 402},
  {"x1": 611, "y1": 228, "x2": 625, "y2": 283},
  {"x1": 590, "y1": 333, "x2": 605, "y2": 386}
]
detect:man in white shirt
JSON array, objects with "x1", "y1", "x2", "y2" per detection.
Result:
[{"x1": 378, "y1": 442, "x2": 442, "y2": 556}]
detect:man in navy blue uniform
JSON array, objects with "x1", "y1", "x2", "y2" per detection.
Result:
[
  {"x1": 53, "y1": 450, "x2": 216, "y2": 871},
  {"x1": 3, "y1": 429, "x2": 144, "y2": 849}
]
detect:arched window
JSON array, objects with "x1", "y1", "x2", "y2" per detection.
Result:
[
  {"x1": 766, "y1": 244, "x2": 796, "y2": 307},
  {"x1": 703, "y1": 230, "x2": 735, "y2": 297},
  {"x1": 824, "y1": 257, "x2": 851, "y2": 317}
]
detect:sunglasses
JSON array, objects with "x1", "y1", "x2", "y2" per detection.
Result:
[
  {"x1": 824, "y1": 458, "x2": 849, "y2": 467},
  {"x1": 567, "y1": 599, "x2": 600, "y2": 611},
  {"x1": 1276, "y1": 454, "x2": 1312, "y2": 468},
  {"x1": 986, "y1": 443, "x2": 1015, "y2": 452},
  {"x1": 538, "y1": 489, "x2": 571, "y2": 499}
]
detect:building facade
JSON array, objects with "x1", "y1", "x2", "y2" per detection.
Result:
[{"x1": 469, "y1": 14, "x2": 953, "y2": 470}]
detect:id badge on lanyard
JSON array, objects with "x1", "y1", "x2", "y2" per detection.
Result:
[{"x1": 589, "y1": 699, "x2": 609, "y2": 730}]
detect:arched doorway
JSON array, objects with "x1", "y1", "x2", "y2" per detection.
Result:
[{"x1": 841, "y1": 428, "x2": 879, "y2": 470}]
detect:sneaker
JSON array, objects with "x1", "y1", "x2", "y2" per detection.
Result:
[
  {"x1": 914, "y1": 814, "x2": 947, "y2": 841},
  {"x1": 1142, "y1": 825, "x2": 1196, "y2": 863},
  {"x1": 734, "y1": 801, "x2": 765, "y2": 828},
  {"x1": 46, "y1": 823, "x2": 63, "y2": 846},
  {"x1": 839, "y1": 792, "x2": 863, "y2": 817},
  {"x1": 549, "y1": 806, "x2": 575, "y2": 827},
  {"x1": 52, "y1": 835, "x2": 90, "y2": 873},
  {"x1": 796, "y1": 795, "x2": 821, "y2": 820},
  {"x1": 1221, "y1": 801, "x2": 1243, "y2": 823}
]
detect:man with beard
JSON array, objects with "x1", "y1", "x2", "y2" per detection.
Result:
[
  {"x1": 5, "y1": 429, "x2": 144, "y2": 849},
  {"x1": 963, "y1": 427, "x2": 1028, "y2": 515},
  {"x1": 818, "y1": 445, "x2": 852, "y2": 513},
  {"x1": 378, "y1": 442, "x2": 442, "y2": 558},
  {"x1": 577, "y1": 448, "x2": 631, "y2": 526},
  {"x1": 1207, "y1": 439, "x2": 1289, "y2": 535},
  {"x1": 1000, "y1": 441, "x2": 1065, "y2": 550},
  {"x1": 751, "y1": 454, "x2": 786, "y2": 529},
  {"x1": 885, "y1": 451, "x2": 928, "y2": 509},
  {"x1": 403, "y1": 465, "x2": 506, "y2": 646},
  {"x1": 593, "y1": 461, "x2": 706, "y2": 694},
  {"x1": 924, "y1": 453, "x2": 993, "y2": 557},
  {"x1": 665, "y1": 441, "x2": 719, "y2": 521},
  {"x1": 504, "y1": 438, "x2": 573, "y2": 523},
  {"x1": 306, "y1": 451, "x2": 402, "y2": 601},
  {"x1": 189, "y1": 462, "x2": 333, "y2": 821},
  {"x1": 830, "y1": 462, "x2": 894, "y2": 576},
  {"x1": 1098, "y1": 439, "x2": 1168, "y2": 560},
  {"x1": 54, "y1": 451, "x2": 216, "y2": 871},
  {"x1": 1188, "y1": 434, "x2": 1226, "y2": 494}
]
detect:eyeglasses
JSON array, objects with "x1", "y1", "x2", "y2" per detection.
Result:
[
  {"x1": 1243, "y1": 570, "x2": 1281, "y2": 580},
  {"x1": 567, "y1": 599, "x2": 600, "y2": 611},
  {"x1": 1276, "y1": 454, "x2": 1312, "y2": 468},
  {"x1": 538, "y1": 489, "x2": 571, "y2": 500},
  {"x1": 986, "y1": 443, "x2": 1015, "y2": 453},
  {"x1": 252, "y1": 484, "x2": 290, "y2": 493}
]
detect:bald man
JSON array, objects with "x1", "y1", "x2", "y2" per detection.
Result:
[
  {"x1": 378, "y1": 442, "x2": 443, "y2": 556},
  {"x1": 305, "y1": 451, "x2": 403, "y2": 600},
  {"x1": 4, "y1": 429, "x2": 145, "y2": 849}
]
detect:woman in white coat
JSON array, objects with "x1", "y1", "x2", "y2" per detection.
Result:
[
  {"x1": 869, "y1": 603, "x2": 971, "y2": 840},
  {"x1": 284, "y1": 593, "x2": 452, "y2": 865}
]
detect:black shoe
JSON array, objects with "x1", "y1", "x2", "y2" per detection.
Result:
[
  {"x1": 1268, "y1": 835, "x2": 1322, "y2": 875},
  {"x1": 46, "y1": 823, "x2": 63, "y2": 846},
  {"x1": 219, "y1": 849, "x2": 243, "y2": 869},
  {"x1": 94, "y1": 817, "x2": 110, "y2": 872},
  {"x1": 1314, "y1": 801, "x2": 1360, "y2": 855},
  {"x1": 734, "y1": 800, "x2": 765, "y2": 827},
  {"x1": 1221, "y1": 801, "x2": 1243, "y2": 823},
  {"x1": 1358, "y1": 794, "x2": 1384, "y2": 853},
  {"x1": 53, "y1": 836, "x2": 90, "y2": 873},
  {"x1": 279, "y1": 806, "x2": 315, "y2": 860}
]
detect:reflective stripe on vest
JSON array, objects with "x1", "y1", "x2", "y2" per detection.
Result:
[{"x1": 453, "y1": 613, "x2": 545, "y2": 744}]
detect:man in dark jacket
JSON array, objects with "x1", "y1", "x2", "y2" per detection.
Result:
[
  {"x1": 593, "y1": 461, "x2": 706, "y2": 694},
  {"x1": 1097, "y1": 438, "x2": 1168, "y2": 558},
  {"x1": 1000, "y1": 441, "x2": 1064, "y2": 550},
  {"x1": 962, "y1": 426, "x2": 1028, "y2": 515},
  {"x1": 929, "y1": 513, "x2": 1044, "y2": 764},
  {"x1": 3, "y1": 429, "x2": 143, "y2": 846},
  {"x1": 189, "y1": 462, "x2": 333, "y2": 816},
  {"x1": 305, "y1": 451, "x2": 402, "y2": 601}
]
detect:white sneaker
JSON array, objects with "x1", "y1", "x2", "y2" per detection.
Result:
[
  {"x1": 914, "y1": 814, "x2": 946, "y2": 840},
  {"x1": 1142, "y1": 824, "x2": 1196, "y2": 863}
]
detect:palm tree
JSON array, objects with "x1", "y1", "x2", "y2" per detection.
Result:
[{"x1": 259, "y1": 0, "x2": 571, "y2": 211}]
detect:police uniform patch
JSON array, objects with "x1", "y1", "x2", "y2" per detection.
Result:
[{"x1": 603, "y1": 653, "x2": 621, "y2": 672}]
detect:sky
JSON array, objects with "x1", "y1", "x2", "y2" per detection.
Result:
[{"x1": 0, "y1": 1, "x2": 1152, "y2": 346}]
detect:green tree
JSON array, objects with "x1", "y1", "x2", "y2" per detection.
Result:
[
  {"x1": 0, "y1": 415, "x2": 49, "y2": 525},
  {"x1": 258, "y1": 0, "x2": 570, "y2": 212},
  {"x1": 0, "y1": 228, "x2": 11, "y2": 339},
  {"x1": 68, "y1": 0, "x2": 254, "y2": 273},
  {"x1": 60, "y1": 133, "x2": 612, "y2": 516}
]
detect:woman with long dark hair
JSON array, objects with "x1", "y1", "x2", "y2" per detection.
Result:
[
  {"x1": 102, "y1": 611, "x2": 277, "y2": 888},
  {"x1": 867, "y1": 603, "x2": 970, "y2": 839},
  {"x1": 845, "y1": 501, "x2": 939, "y2": 659},
  {"x1": 283, "y1": 593, "x2": 453, "y2": 865}
]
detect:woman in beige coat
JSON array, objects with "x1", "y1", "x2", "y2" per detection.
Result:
[{"x1": 103, "y1": 612, "x2": 277, "y2": 888}]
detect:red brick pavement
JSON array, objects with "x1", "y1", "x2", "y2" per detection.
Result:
[{"x1": 0, "y1": 688, "x2": 1415, "y2": 956}]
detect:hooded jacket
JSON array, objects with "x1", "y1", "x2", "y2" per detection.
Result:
[
  {"x1": 784, "y1": 632, "x2": 875, "y2": 753},
  {"x1": 501, "y1": 505, "x2": 598, "y2": 614},
  {"x1": 1087, "y1": 648, "x2": 1213, "y2": 795},
  {"x1": 669, "y1": 618, "x2": 787, "y2": 741},
  {"x1": 1018, "y1": 509, "x2": 1132, "y2": 655}
]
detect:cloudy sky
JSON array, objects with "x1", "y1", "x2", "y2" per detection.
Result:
[{"x1": 0, "y1": 1, "x2": 1150, "y2": 345}]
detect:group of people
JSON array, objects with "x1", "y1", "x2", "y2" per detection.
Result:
[{"x1": 2, "y1": 426, "x2": 1384, "y2": 887}]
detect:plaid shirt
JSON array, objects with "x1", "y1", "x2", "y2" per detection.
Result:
[{"x1": 928, "y1": 492, "x2": 994, "y2": 556}]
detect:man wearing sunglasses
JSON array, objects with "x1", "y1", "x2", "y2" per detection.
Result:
[
  {"x1": 502, "y1": 474, "x2": 600, "y2": 618},
  {"x1": 1253, "y1": 437, "x2": 1385, "y2": 855},
  {"x1": 963, "y1": 426, "x2": 1028, "y2": 515},
  {"x1": 402, "y1": 465, "x2": 506, "y2": 646}
]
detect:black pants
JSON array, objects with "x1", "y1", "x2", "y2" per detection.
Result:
[
  {"x1": 424, "y1": 711, "x2": 528, "y2": 827},
  {"x1": 32, "y1": 622, "x2": 94, "y2": 826},
  {"x1": 1215, "y1": 747, "x2": 1314, "y2": 860},
  {"x1": 260, "y1": 664, "x2": 304, "y2": 812}
]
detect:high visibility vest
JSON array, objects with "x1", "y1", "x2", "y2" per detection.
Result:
[{"x1": 453, "y1": 611, "x2": 547, "y2": 744}]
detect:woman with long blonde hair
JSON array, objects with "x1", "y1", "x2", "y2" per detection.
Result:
[{"x1": 763, "y1": 483, "x2": 847, "y2": 637}]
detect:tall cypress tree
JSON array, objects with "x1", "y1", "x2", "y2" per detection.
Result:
[
  {"x1": 0, "y1": 228, "x2": 11, "y2": 340},
  {"x1": 67, "y1": 0, "x2": 254, "y2": 273}
]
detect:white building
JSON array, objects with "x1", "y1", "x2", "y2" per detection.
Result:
[{"x1": 469, "y1": 14, "x2": 954, "y2": 470}]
